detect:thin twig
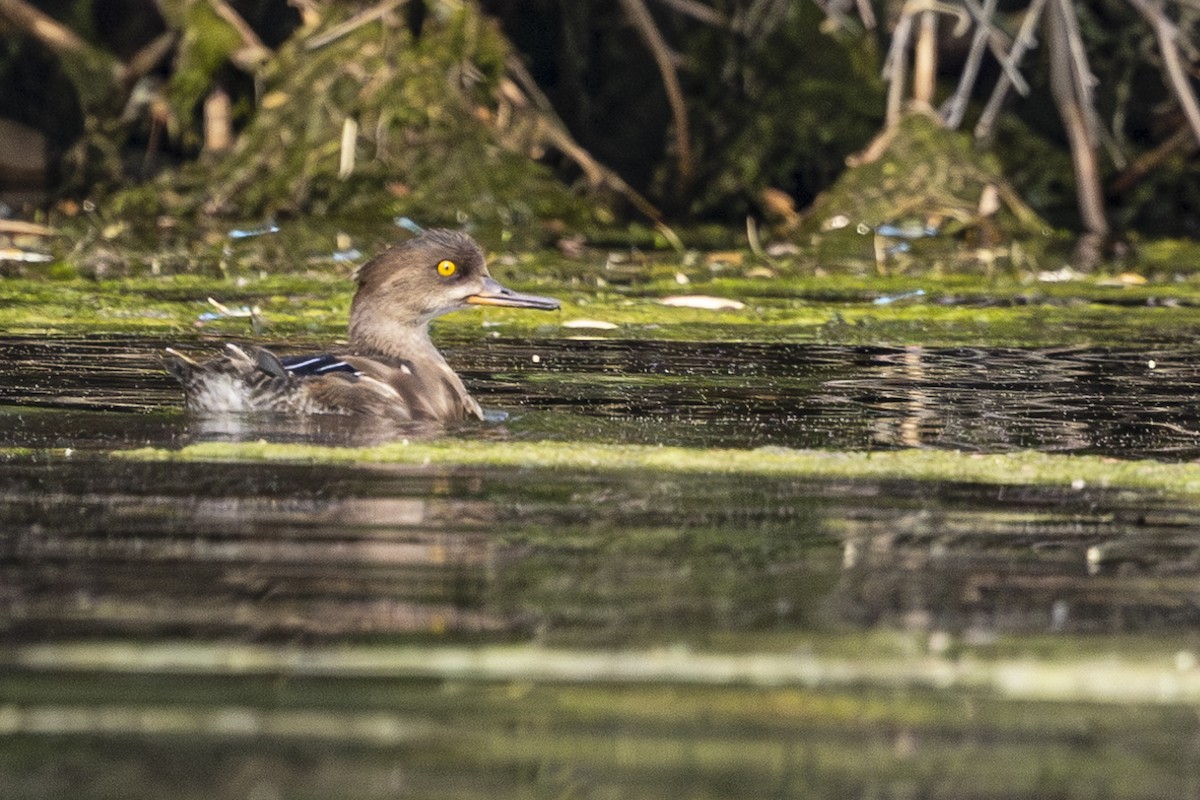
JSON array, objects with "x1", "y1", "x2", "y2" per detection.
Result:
[
  {"x1": 854, "y1": 0, "x2": 877, "y2": 29},
  {"x1": 305, "y1": 0, "x2": 409, "y2": 50},
  {"x1": 882, "y1": 10, "x2": 914, "y2": 125},
  {"x1": 503, "y1": 55, "x2": 669, "y2": 229},
  {"x1": 120, "y1": 31, "x2": 176, "y2": 88},
  {"x1": 650, "y1": 0, "x2": 728, "y2": 27},
  {"x1": 912, "y1": 10, "x2": 938, "y2": 108},
  {"x1": 1048, "y1": 0, "x2": 1108, "y2": 236},
  {"x1": 0, "y1": 0, "x2": 94, "y2": 55},
  {"x1": 960, "y1": 0, "x2": 1029, "y2": 94},
  {"x1": 1109, "y1": 122, "x2": 1197, "y2": 194},
  {"x1": 211, "y1": 0, "x2": 268, "y2": 56},
  {"x1": 1128, "y1": 0, "x2": 1200, "y2": 145},
  {"x1": 941, "y1": 0, "x2": 998, "y2": 128},
  {"x1": 1055, "y1": 0, "x2": 1099, "y2": 136},
  {"x1": 975, "y1": 0, "x2": 1049, "y2": 142},
  {"x1": 618, "y1": 0, "x2": 694, "y2": 184}
]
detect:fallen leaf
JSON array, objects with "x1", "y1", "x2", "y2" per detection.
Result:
[{"x1": 659, "y1": 295, "x2": 746, "y2": 310}]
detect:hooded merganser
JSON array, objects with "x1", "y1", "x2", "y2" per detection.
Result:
[{"x1": 165, "y1": 229, "x2": 560, "y2": 424}]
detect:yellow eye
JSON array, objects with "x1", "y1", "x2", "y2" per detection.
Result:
[{"x1": 436, "y1": 259, "x2": 457, "y2": 277}]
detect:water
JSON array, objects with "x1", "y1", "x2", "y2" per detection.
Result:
[
  {"x1": 4, "y1": 334, "x2": 1200, "y2": 798},
  {"x1": 3, "y1": 336, "x2": 1200, "y2": 456}
]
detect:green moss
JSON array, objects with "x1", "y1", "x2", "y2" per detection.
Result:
[
  {"x1": 167, "y1": 0, "x2": 244, "y2": 145},
  {"x1": 8, "y1": 261, "x2": 1200, "y2": 346},
  {"x1": 799, "y1": 113, "x2": 1047, "y2": 264},
  {"x1": 107, "y1": 4, "x2": 594, "y2": 245},
  {"x1": 113, "y1": 441, "x2": 1200, "y2": 495}
]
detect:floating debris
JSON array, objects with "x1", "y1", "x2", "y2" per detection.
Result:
[
  {"x1": 876, "y1": 222, "x2": 939, "y2": 239},
  {"x1": 873, "y1": 289, "x2": 926, "y2": 306},
  {"x1": 228, "y1": 221, "x2": 280, "y2": 239},
  {"x1": 822, "y1": 214, "x2": 851, "y2": 231},
  {"x1": 394, "y1": 216, "x2": 425, "y2": 235},
  {"x1": 659, "y1": 295, "x2": 746, "y2": 311},
  {"x1": 1038, "y1": 267, "x2": 1081, "y2": 283},
  {"x1": 1097, "y1": 271, "x2": 1148, "y2": 287},
  {"x1": 0, "y1": 248, "x2": 53, "y2": 263},
  {"x1": 332, "y1": 249, "x2": 363, "y2": 263},
  {"x1": 705, "y1": 251, "x2": 744, "y2": 266},
  {"x1": 198, "y1": 297, "x2": 263, "y2": 325},
  {"x1": 0, "y1": 219, "x2": 55, "y2": 236},
  {"x1": 562, "y1": 319, "x2": 619, "y2": 330}
]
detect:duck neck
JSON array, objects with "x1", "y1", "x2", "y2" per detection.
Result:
[
  {"x1": 348, "y1": 310, "x2": 442, "y2": 365},
  {"x1": 348, "y1": 305, "x2": 482, "y2": 421}
]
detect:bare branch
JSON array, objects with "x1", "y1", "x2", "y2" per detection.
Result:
[
  {"x1": 1048, "y1": 0, "x2": 1108, "y2": 236},
  {"x1": 941, "y1": 0, "x2": 998, "y2": 128},
  {"x1": 1128, "y1": 0, "x2": 1200, "y2": 146},
  {"x1": 975, "y1": 0, "x2": 1049, "y2": 141},
  {"x1": 618, "y1": 0, "x2": 694, "y2": 183},
  {"x1": 854, "y1": 0, "x2": 877, "y2": 29},
  {"x1": 650, "y1": 0, "x2": 728, "y2": 27},
  {"x1": 0, "y1": 0, "x2": 94, "y2": 55},
  {"x1": 912, "y1": 10, "x2": 938, "y2": 108},
  {"x1": 882, "y1": 10, "x2": 915, "y2": 125},
  {"x1": 305, "y1": 0, "x2": 409, "y2": 51},
  {"x1": 503, "y1": 54, "x2": 669, "y2": 228},
  {"x1": 960, "y1": 0, "x2": 1029, "y2": 94},
  {"x1": 1109, "y1": 122, "x2": 1197, "y2": 195}
]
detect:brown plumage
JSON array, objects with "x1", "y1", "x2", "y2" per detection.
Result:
[{"x1": 165, "y1": 229, "x2": 559, "y2": 424}]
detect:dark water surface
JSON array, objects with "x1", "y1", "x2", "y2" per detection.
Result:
[
  {"x1": 4, "y1": 335, "x2": 1200, "y2": 798},
  {"x1": 2, "y1": 335, "x2": 1200, "y2": 457}
]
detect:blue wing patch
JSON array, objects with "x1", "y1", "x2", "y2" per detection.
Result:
[{"x1": 281, "y1": 354, "x2": 359, "y2": 376}]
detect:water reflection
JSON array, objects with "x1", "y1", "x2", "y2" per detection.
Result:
[
  {"x1": 6, "y1": 336, "x2": 1200, "y2": 798},
  {"x1": 1, "y1": 336, "x2": 1199, "y2": 457},
  {"x1": 5, "y1": 459, "x2": 1200, "y2": 798},
  {"x1": 5, "y1": 459, "x2": 1199, "y2": 644}
]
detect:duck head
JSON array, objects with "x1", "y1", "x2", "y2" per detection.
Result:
[{"x1": 349, "y1": 229, "x2": 559, "y2": 355}]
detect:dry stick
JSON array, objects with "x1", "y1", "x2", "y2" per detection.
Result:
[
  {"x1": 211, "y1": 0, "x2": 269, "y2": 58},
  {"x1": 738, "y1": 0, "x2": 788, "y2": 39},
  {"x1": 305, "y1": 0, "x2": 409, "y2": 50},
  {"x1": 619, "y1": 0, "x2": 694, "y2": 184},
  {"x1": 912, "y1": 10, "x2": 938, "y2": 108},
  {"x1": 883, "y1": 11, "x2": 915, "y2": 125},
  {"x1": 975, "y1": 0, "x2": 1049, "y2": 141},
  {"x1": 960, "y1": 0, "x2": 1029, "y2": 95},
  {"x1": 1109, "y1": 123, "x2": 1197, "y2": 195},
  {"x1": 812, "y1": 0, "x2": 874, "y2": 31},
  {"x1": 121, "y1": 31, "x2": 176, "y2": 88},
  {"x1": 649, "y1": 0, "x2": 729, "y2": 27},
  {"x1": 941, "y1": 0, "x2": 999, "y2": 129},
  {"x1": 0, "y1": 0, "x2": 94, "y2": 55},
  {"x1": 854, "y1": 0, "x2": 877, "y2": 29},
  {"x1": 503, "y1": 55, "x2": 678, "y2": 247},
  {"x1": 1128, "y1": 0, "x2": 1200, "y2": 145},
  {"x1": 1055, "y1": 0, "x2": 1098, "y2": 134},
  {"x1": 1048, "y1": 0, "x2": 1108, "y2": 237}
]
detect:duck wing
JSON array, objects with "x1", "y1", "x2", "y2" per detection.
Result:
[
  {"x1": 166, "y1": 345, "x2": 481, "y2": 422},
  {"x1": 316, "y1": 354, "x2": 483, "y2": 422}
]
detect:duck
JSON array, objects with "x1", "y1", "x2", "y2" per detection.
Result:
[{"x1": 165, "y1": 228, "x2": 560, "y2": 424}]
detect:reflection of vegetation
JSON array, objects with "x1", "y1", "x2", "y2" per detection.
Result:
[
  {"x1": 116, "y1": 439, "x2": 1200, "y2": 495},
  {"x1": 4, "y1": 657, "x2": 1199, "y2": 798}
]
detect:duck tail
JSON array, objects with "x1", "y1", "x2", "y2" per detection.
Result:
[{"x1": 163, "y1": 347, "x2": 200, "y2": 383}]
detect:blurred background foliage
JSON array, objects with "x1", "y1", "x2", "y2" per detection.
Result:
[{"x1": 0, "y1": 0, "x2": 1199, "y2": 245}]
